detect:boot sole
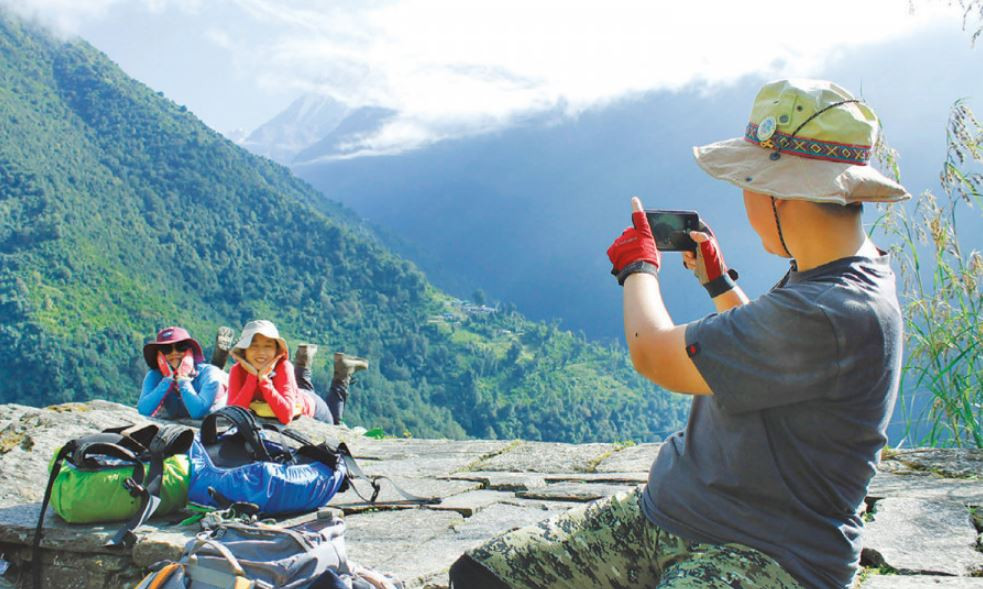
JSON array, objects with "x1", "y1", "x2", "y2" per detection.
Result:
[{"x1": 215, "y1": 326, "x2": 235, "y2": 351}]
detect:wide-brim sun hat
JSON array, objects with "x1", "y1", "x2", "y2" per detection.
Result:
[
  {"x1": 143, "y1": 326, "x2": 205, "y2": 369},
  {"x1": 693, "y1": 79, "x2": 911, "y2": 205},
  {"x1": 233, "y1": 320, "x2": 289, "y2": 360}
]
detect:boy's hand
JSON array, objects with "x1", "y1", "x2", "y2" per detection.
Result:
[
  {"x1": 175, "y1": 349, "x2": 195, "y2": 380},
  {"x1": 682, "y1": 222, "x2": 738, "y2": 297},
  {"x1": 607, "y1": 196, "x2": 661, "y2": 285},
  {"x1": 156, "y1": 351, "x2": 173, "y2": 378}
]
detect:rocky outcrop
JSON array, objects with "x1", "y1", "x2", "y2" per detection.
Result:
[{"x1": 0, "y1": 402, "x2": 980, "y2": 588}]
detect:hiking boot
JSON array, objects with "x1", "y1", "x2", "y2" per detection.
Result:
[
  {"x1": 333, "y1": 352, "x2": 368, "y2": 384},
  {"x1": 295, "y1": 343, "x2": 319, "y2": 370},
  {"x1": 210, "y1": 326, "x2": 236, "y2": 369}
]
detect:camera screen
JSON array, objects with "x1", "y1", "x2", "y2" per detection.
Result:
[{"x1": 645, "y1": 210, "x2": 699, "y2": 251}]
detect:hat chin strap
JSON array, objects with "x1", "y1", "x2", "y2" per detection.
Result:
[{"x1": 771, "y1": 197, "x2": 793, "y2": 258}]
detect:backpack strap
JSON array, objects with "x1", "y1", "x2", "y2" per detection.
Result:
[
  {"x1": 266, "y1": 428, "x2": 435, "y2": 506},
  {"x1": 32, "y1": 441, "x2": 76, "y2": 589},
  {"x1": 333, "y1": 442, "x2": 440, "y2": 507},
  {"x1": 185, "y1": 532, "x2": 269, "y2": 589},
  {"x1": 110, "y1": 425, "x2": 195, "y2": 548},
  {"x1": 258, "y1": 421, "x2": 320, "y2": 465},
  {"x1": 102, "y1": 423, "x2": 160, "y2": 451},
  {"x1": 201, "y1": 407, "x2": 273, "y2": 463},
  {"x1": 133, "y1": 562, "x2": 184, "y2": 589}
]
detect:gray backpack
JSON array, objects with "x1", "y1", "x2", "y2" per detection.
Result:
[{"x1": 134, "y1": 517, "x2": 349, "y2": 589}]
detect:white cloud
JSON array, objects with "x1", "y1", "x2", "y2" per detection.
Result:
[
  {"x1": 0, "y1": 0, "x2": 201, "y2": 35},
  {"x1": 0, "y1": 0, "x2": 118, "y2": 36},
  {"x1": 5, "y1": 0, "x2": 963, "y2": 155},
  {"x1": 223, "y1": 0, "x2": 959, "y2": 156}
]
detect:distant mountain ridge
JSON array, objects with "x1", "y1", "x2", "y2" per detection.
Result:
[
  {"x1": 0, "y1": 10, "x2": 687, "y2": 443},
  {"x1": 241, "y1": 94, "x2": 396, "y2": 164}
]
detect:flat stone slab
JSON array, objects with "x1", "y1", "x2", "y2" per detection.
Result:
[
  {"x1": 862, "y1": 498, "x2": 983, "y2": 576},
  {"x1": 0, "y1": 501, "x2": 192, "y2": 564},
  {"x1": 1, "y1": 543, "x2": 144, "y2": 589},
  {"x1": 543, "y1": 472, "x2": 647, "y2": 484},
  {"x1": 516, "y1": 482, "x2": 638, "y2": 502},
  {"x1": 592, "y1": 443, "x2": 662, "y2": 473},
  {"x1": 343, "y1": 508, "x2": 464, "y2": 586},
  {"x1": 345, "y1": 438, "x2": 511, "y2": 461},
  {"x1": 500, "y1": 497, "x2": 585, "y2": 513},
  {"x1": 472, "y1": 442, "x2": 617, "y2": 473},
  {"x1": 431, "y1": 490, "x2": 516, "y2": 516},
  {"x1": 861, "y1": 576, "x2": 983, "y2": 588},
  {"x1": 345, "y1": 440, "x2": 514, "y2": 479},
  {"x1": 882, "y1": 449, "x2": 983, "y2": 479},
  {"x1": 353, "y1": 455, "x2": 486, "y2": 479},
  {"x1": 449, "y1": 501, "x2": 570, "y2": 543},
  {"x1": 329, "y1": 478, "x2": 481, "y2": 513},
  {"x1": 868, "y1": 472, "x2": 983, "y2": 504},
  {"x1": 441, "y1": 472, "x2": 547, "y2": 491}
]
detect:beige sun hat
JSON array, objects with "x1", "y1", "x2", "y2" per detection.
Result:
[
  {"x1": 233, "y1": 320, "x2": 289, "y2": 359},
  {"x1": 693, "y1": 79, "x2": 910, "y2": 205}
]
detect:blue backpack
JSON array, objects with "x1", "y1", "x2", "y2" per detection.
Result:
[{"x1": 188, "y1": 407, "x2": 349, "y2": 515}]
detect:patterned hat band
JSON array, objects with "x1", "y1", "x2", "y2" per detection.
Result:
[{"x1": 744, "y1": 121, "x2": 872, "y2": 165}]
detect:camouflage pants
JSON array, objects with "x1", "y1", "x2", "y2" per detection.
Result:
[{"x1": 466, "y1": 487, "x2": 804, "y2": 589}]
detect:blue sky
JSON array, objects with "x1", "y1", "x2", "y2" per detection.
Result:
[{"x1": 5, "y1": 0, "x2": 979, "y2": 156}]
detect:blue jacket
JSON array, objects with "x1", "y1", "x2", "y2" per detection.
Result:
[{"x1": 138, "y1": 363, "x2": 228, "y2": 419}]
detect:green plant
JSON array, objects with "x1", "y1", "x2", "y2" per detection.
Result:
[{"x1": 876, "y1": 99, "x2": 983, "y2": 448}]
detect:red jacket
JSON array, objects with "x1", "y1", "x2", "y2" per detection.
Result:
[{"x1": 227, "y1": 358, "x2": 313, "y2": 424}]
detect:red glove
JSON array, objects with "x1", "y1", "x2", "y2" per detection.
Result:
[
  {"x1": 156, "y1": 351, "x2": 173, "y2": 378},
  {"x1": 687, "y1": 222, "x2": 738, "y2": 297},
  {"x1": 607, "y1": 210, "x2": 661, "y2": 285},
  {"x1": 175, "y1": 349, "x2": 195, "y2": 380}
]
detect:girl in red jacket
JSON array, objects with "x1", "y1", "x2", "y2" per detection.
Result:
[{"x1": 227, "y1": 319, "x2": 367, "y2": 425}]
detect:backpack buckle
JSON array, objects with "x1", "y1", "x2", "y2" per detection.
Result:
[{"x1": 123, "y1": 477, "x2": 145, "y2": 498}]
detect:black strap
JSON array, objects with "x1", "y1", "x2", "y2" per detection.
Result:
[
  {"x1": 703, "y1": 268, "x2": 740, "y2": 298},
  {"x1": 110, "y1": 426, "x2": 195, "y2": 547},
  {"x1": 615, "y1": 261, "x2": 659, "y2": 286},
  {"x1": 32, "y1": 442, "x2": 75, "y2": 589},
  {"x1": 206, "y1": 488, "x2": 260, "y2": 517},
  {"x1": 69, "y1": 432, "x2": 142, "y2": 467},
  {"x1": 201, "y1": 406, "x2": 273, "y2": 462},
  {"x1": 295, "y1": 443, "x2": 341, "y2": 470},
  {"x1": 102, "y1": 423, "x2": 160, "y2": 451},
  {"x1": 262, "y1": 423, "x2": 313, "y2": 447},
  {"x1": 335, "y1": 443, "x2": 439, "y2": 506}
]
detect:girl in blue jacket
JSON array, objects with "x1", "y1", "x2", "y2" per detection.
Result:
[{"x1": 137, "y1": 326, "x2": 228, "y2": 419}]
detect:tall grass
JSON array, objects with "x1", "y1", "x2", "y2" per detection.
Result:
[{"x1": 876, "y1": 99, "x2": 983, "y2": 448}]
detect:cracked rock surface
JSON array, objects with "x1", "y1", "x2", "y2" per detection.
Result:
[{"x1": 0, "y1": 402, "x2": 980, "y2": 588}]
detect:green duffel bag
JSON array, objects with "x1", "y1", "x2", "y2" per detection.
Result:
[
  {"x1": 35, "y1": 423, "x2": 194, "y2": 546},
  {"x1": 48, "y1": 451, "x2": 190, "y2": 524}
]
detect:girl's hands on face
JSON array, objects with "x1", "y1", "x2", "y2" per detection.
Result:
[
  {"x1": 232, "y1": 350, "x2": 259, "y2": 376},
  {"x1": 258, "y1": 352, "x2": 285, "y2": 379},
  {"x1": 156, "y1": 351, "x2": 173, "y2": 378},
  {"x1": 175, "y1": 349, "x2": 195, "y2": 380}
]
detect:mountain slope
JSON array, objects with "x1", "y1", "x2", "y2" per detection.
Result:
[{"x1": 0, "y1": 12, "x2": 687, "y2": 443}]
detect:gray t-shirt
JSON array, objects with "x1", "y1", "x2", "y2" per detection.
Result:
[{"x1": 641, "y1": 254, "x2": 903, "y2": 589}]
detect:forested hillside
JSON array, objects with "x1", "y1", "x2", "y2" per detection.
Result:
[{"x1": 0, "y1": 11, "x2": 688, "y2": 442}]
